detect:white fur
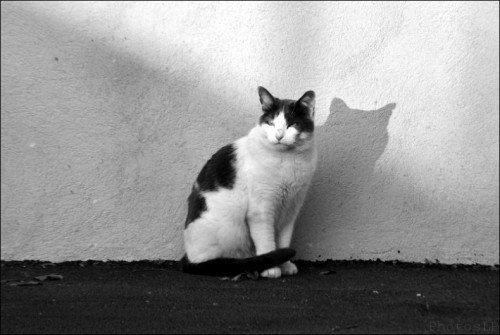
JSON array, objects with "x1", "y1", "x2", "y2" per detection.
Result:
[{"x1": 184, "y1": 114, "x2": 317, "y2": 278}]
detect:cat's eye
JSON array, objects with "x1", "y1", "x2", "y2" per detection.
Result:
[
  {"x1": 287, "y1": 123, "x2": 296, "y2": 128},
  {"x1": 266, "y1": 121, "x2": 275, "y2": 126}
]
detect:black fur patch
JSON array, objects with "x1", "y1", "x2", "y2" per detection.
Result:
[
  {"x1": 259, "y1": 98, "x2": 314, "y2": 133},
  {"x1": 196, "y1": 144, "x2": 237, "y2": 192},
  {"x1": 185, "y1": 186, "x2": 207, "y2": 227}
]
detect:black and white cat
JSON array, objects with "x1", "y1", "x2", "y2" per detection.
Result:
[{"x1": 182, "y1": 87, "x2": 317, "y2": 278}]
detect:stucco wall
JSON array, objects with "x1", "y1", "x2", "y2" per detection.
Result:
[{"x1": 1, "y1": 1, "x2": 498, "y2": 264}]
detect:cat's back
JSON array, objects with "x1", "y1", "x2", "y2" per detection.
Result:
[
  {"x1": 196, "y1": 143, "x2": 238, "y2": 191},
  {"x1": 184, "y1": 138, "x2": 249, "y2": 228}
]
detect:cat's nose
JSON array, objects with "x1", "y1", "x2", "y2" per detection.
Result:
[{"x1": 275, "y1": 130, "x2": 284, "y2": 141}]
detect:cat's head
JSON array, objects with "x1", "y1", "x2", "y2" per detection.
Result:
[{"x1": 257, "y1": 86, "x2": 315, "y2": 150}]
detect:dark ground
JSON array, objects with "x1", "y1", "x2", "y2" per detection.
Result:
[{"x1": 1, "y1": 260, "x2": 498, "y2": 334}]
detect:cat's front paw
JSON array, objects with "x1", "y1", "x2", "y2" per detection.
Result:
[
  {"x1": 260, "y1": 267, "x2": 282, "y2": 279},
  {"x1": 280, "y1": 261, "x2": 298, "y2": 276}
]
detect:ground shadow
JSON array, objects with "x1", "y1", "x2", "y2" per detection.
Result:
[{"x1": 293, "y1": 98, "x2": 396, "y2": 259}]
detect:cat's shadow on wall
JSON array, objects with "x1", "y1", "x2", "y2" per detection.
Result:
[{"x1": 293, "y1": 98, "x2": 396, "y2": 259}]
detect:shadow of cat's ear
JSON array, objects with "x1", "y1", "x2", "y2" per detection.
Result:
[
  {"x1": 258, "y1": 86, "x2": 275, "y2": 111},
  {"x1": 330, "y1": 97, "x2": 349, "y2": 113},
  {"x1": 380, "y1": 103, "x2": 396, "y2": 114},
  {"x1": 328, "y1": 98, "x2": 396, "y2": 121}
]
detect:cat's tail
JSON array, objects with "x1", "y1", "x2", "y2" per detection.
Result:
[{"x1": 181, "y1": 248, "x2": 296, "y2": 277}]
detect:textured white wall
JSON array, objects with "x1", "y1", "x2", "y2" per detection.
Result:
[{"x1": 1, "y1": 1, "x2": 498, "y2": 264}]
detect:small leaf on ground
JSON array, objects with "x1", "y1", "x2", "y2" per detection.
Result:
[
  {"x1": 8, "y1": 281, "x2": 42, "y2": 286},
  {"x1": 320, "y1": 270, "x2": 337, "y2": 275},
  {"x1": 220, "y1": 273, "x2": 243, "y2": 281},
  {"x1": 2, "y1": 279, "x2": 18, "y2": 285},
  {"x1": 35, "y1": 274, "x2": 63, "y2": 281},
  {"x1": 41, "y1": 263, "x2": 56, "y2": 268}
]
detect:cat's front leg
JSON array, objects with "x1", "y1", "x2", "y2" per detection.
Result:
[
  {"x1": 276, "y1": 190, "x2": 308, "y2": 276},
  {"x1": 247, "y1": 204, "x2": 282, "y2": 279},
  {"x1": 277, "y1": 222, "x2": 299, "y2": 276},
  {"x1": 277, "y1": 222, "x2": 298, "y2": 276}
]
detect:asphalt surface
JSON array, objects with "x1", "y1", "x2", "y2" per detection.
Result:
[{"x1": 1, "y1": 260, "x2": 499, "y2": 334}]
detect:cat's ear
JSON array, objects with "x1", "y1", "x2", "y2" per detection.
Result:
[
  {"x1": 298, "y1": 91, "x2": 315, "y2": 109},
  {"x1": 297, "y1": 90, "x2": 315, "y2": 117},
  {"x1": 258, "y1": 86, "x2": 275, "y2": 111}
]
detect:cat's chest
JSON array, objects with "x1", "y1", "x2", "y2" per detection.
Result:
[
  {"x1": 246, "y1": 151, "x2": 315, "y2": 188},
  {"x1": 238, "y1": 136, "x2": 317, "y2": 189}
]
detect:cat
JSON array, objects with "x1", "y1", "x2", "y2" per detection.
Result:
[{"x1": 181, "y1": 86, "x2": 317, "y2": 278}]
